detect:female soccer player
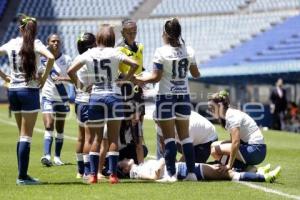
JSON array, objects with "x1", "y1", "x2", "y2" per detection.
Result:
[
  {"x1": 40, "y1": 34, "x2": 72, "y2": 167},
  {"x1": 208, "y1": 90, "x2": 266, "y2": 172},
  {"x1": 68, "y1": 24, "x2": 138, "y2": 184},
  {"x1": 135, "y1": 18, "x2": 200, "y2": 182},
  {"x1": 0, "y1": 14, "x2": 54, "y2": 185},
  {"x1": 117, "y1": 158, "x2": 281, "y2": 183},
  {"x1": 118, "y1": 19, "x2": 145, "y2": 164},
  {"x1": 74, "y1": 33, "x2": 96, "y2": 178}
]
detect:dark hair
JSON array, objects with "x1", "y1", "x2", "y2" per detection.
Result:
[
  {"x1": 96, "y1": 24, "x2": 115, "y2": 48},
  {"x1": 121, "y1": 18, "x2": 136, "y2": 29},
  {"x1": 19, "y1": 14, "x2": 37, "y2": 82},
  {"x1": 164, "y1": 18, "x2": 183, "y2": 47},
  {"x1": 47, "y1": 33, "x2": 59, "y2": 43},
  {"x1": 77, "y1": 32, "x2": 96, "y2": 54}
]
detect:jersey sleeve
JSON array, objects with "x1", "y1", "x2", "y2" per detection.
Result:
[
  {"x1": 114, "y1": 49, "x2": 127, "y2": 62},
  {"x1": 34, "y1": 39, "x2": 48, "y2": 53},
  {"x1": 187, "y1": 46, "x2": 197, "y2": 66},
  {"x1": 75, "y1": 51, "x2": 89, "y2": 65},
  {"x1": 0, "y1": 39, "x2": 13, "y2": 53},
  {"x1": 152, "y1": 48, "x2": 164, "y2": 70},
  {"x1": 226, "y1": 112, "x2": 242, "y2": 130}
]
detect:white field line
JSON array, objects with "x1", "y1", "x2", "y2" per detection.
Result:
[
  {"x1": 1, "y1": 116, "x2": 300, "y2": 199},
  {"x1": 0, "y1": 117, "x2": 77, "y2": 141},
  {"x1": 238, "y1": 182, "x2": 300, "y2": 200}
]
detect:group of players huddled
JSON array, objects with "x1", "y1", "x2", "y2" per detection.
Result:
[{"x1": 0, "y1": 14, "x2": 281, "y2": 185}]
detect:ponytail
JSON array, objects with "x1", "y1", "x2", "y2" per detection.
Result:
[
  {"x1": 19, "y1": 15, "x2": 37, "y2": 82},
  {"x1": 164, "y1": 18, "x2": 184, "y2": 47}
]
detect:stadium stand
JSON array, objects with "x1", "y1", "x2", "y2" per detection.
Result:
[
  {"x1": 203, "y1": 14, "x2": 300, "y2": 67},
  {"x1": 138, "y1": 11, "x2": 298, "y2": 69},
  {"x1": 150, "y1": 0, "x2": 250, "y2": 16},
  {"x1": 16, "y1": 0, "x2": 144, "y2": 19},
  {"x1": 0, "y1": 0, "x2": 7, "y2": 18},
  {"x1": 248, "y1": 0, "x2": 300, "y2": 12}
]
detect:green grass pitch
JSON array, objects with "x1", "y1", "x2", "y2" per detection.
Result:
[{"x1": 0, "y1": 104, "x2": 299, "y2": 200}]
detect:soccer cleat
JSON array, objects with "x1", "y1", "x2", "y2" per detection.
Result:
[
  {"x1": 184, "y1": 173, "x2": 197, "y2": 181},
  {"x1": 16, "y1": 175, "x2": 40, "y2": 185},
  {"x1": 109, "y1": 174, "x2": 119, "y2": 184},
  {"x1": 264, "y1": 166, "x2": 281, "y2": 183},
  {"x1": 53, "y1": 157, "x2": 65, "y2": 166},
  {"x1": 257, "y1": 163, "x2": 271, "y2": 175},
  {"x1": 156, "y1": 174, "x2": 177, "y2": 183},
  {"x1": 41, "y1": 156, "x2": 52, "y2": 167},
  {"x1": 76, "y1": 173, "x2": 83, "y2": 179},
  {"x1": 88, "y1": 175, "x2": 97, "y2": 184},
  {"x1": 97, "y1": 173, "x2": 106, "y2": 180}
]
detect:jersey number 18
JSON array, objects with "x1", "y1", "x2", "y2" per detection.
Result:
[{"x1": 172, "y1": 58, "x2": 189, "y2": 79}]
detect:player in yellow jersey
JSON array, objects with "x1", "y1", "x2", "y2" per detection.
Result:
[{"x1": 117, "y1": 19, "x2": 146, "y2": 164}]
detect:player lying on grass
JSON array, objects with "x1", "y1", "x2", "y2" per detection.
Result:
[{"x1": 117, "y1": 158, "x2": 281, "y2": 183}]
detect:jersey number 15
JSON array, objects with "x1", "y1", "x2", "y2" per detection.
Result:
[{"x1": 93, "y1": 59, "x2": 112, "y2": 85}]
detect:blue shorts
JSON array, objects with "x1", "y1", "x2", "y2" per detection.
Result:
[
  {"x1": 8, "y1": 88, "x2": 40, "y2": 113},
  {"x1": 177, "y1": 162, "x2": 204, "y2": 181},
  {"x1": 88, "y1": 94, "x2": 124, "y2": 122},
  {"x1": 75, "y1": 102, "x2": 89, "y2": 124},
  {"x1": 155, "y1": 94, "x2": 192, "y2": 120},
  {"x1": 239, "y1": 143, "x2": 266, "y2": 165},
  {"x1": 41, "y1": 97, "x2": 70, "y2": 114}
]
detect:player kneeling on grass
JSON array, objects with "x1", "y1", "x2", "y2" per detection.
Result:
[
  {"x1": 117, "y1": 158, "x2": 281, "y2": 183},
  {"x1": 208, "y1": 90, "x2": 266, "y2": 172}
]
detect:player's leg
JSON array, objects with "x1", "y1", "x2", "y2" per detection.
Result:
[
  {"x1": 53, "y1": 112, "x2": 67, "y2": 165},
  {"x1": 76, "y1": 125, "x2": 85, "y2": 178},
  {"x1": 87, "y1": 123, "x2": 104, "y2": 183},
  {"x1": 107, "y1": 120, "x2": 121, "y2": 184},
  {"x1": 156, "y1": 94, "x2": 177, "y2": 181},
  {"x1": 41, "y1": 106, "x2": 55, "y2": 167},
  {"x1": 175, "y1": 94, "x2": 196, "y2": 181}
]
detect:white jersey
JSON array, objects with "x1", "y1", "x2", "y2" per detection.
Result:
[
  {"x1": 157, "y1": 111, "x2": 217, "y2": 145},
  {"x1": 130, "y1": 160, "x2": 162, "y2": 179},
  {"x1": 0, "y1": 37, "x2": 48, "y2": 89},
  {"x1": 153, "y1": 44, "x2": 197, "y2": 95},
  {"x1": 225, "y1": 108, "x2": 264, "y2": 144},
  {"x1": 75, "y1": 47, "x2": 126, "y2": 95},
  {"x1": 75, "y1": 64, "x2": 92, "y2": 103},
  {"x1": 41, "y1": 54, "x2": 72, "y2": 102},
  {"x1": 129, "y1": 160, "x2": 204, "y2": 180}
]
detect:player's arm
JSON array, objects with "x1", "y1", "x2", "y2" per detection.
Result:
[
  {"x1": 36, "y1": 48, "x2": 55, "y2": 88},
  {"x1": 67, "y1": 60, "x2": 85, "y2": 90},
  {"x1": 120, "y1": 57, "x2": 138, "y2": 81},
  {"x1": 227, "y1": 127, "x2": 240, "y2": 169},
  {"x1": 190, "y1": 64, "x2": 200, "y2": 78},
  {"x1": 135, "y1": 68, "x2": 162, "y2": 85},
  {"x1": 0, "y1": 69, "x2": 10, "y2": 82}
]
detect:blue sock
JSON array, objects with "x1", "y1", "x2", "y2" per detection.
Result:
[
  {"x1": 89, "y1": 153, "x2": 99, "y2": 176},
  {"x1": 43, "y1": 130, "x2": 53, "y2": 156},
  {"x1": 182, "y1": 138, "x2": 195, "y2": 173},
  {"x1": 18, "y1": 136, "x2": 32, "y2": 179},
  {"x1": 240, "y1": 172, "x2": 265, "y2": 182},
  {"x1": 55, "y1": 133, "x2": 64, "y2": 157},
  {"x1": 108, "y1": 152, "x2": 119, "y2": 175},
  {"x1": 83, "y1": 154, "x2": 90, "y2": 176},
  {"x1": 164, "y1": 139, "x2": 177, "y2": 176},
  {"x1": 76, "y1": 153, "x2": 84, "y2": 175},
  {"x1": 16, "y1": 141, "x2": 20, "y2": 174}
]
